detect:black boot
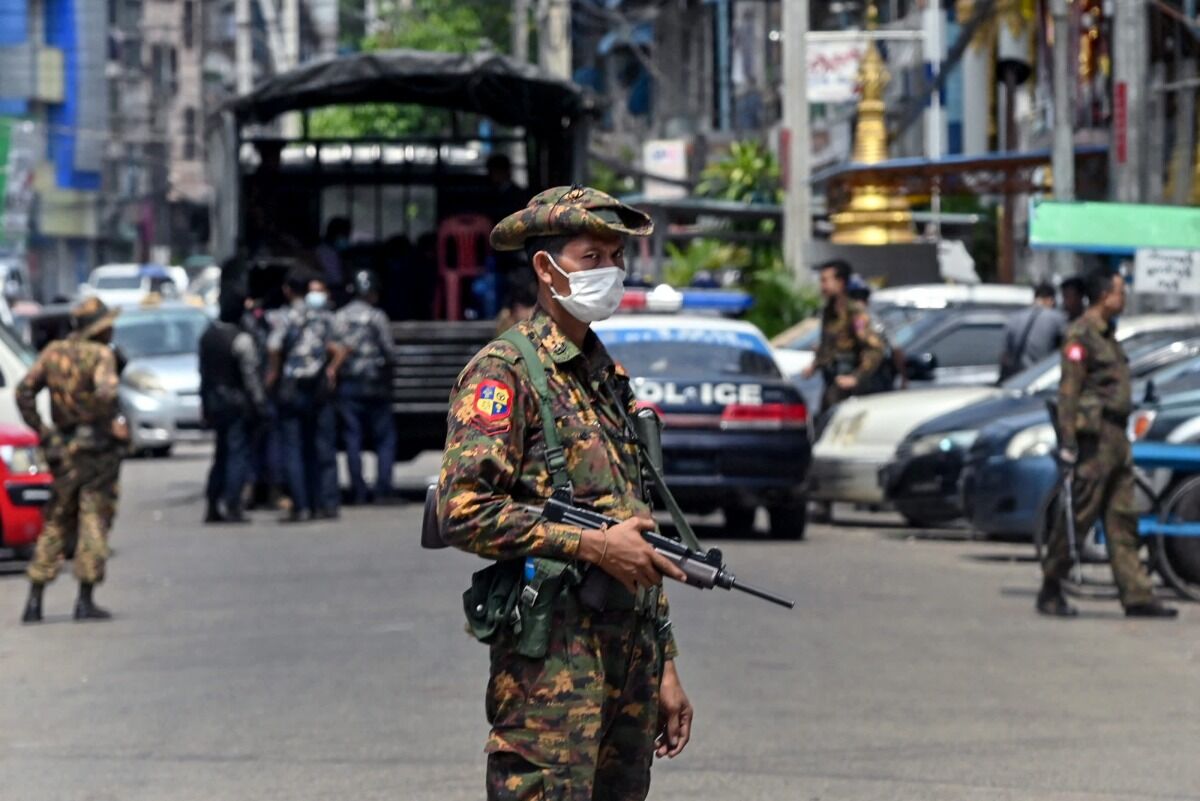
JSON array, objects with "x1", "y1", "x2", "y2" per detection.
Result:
[
  {"x1": 224, "y1": 505, "x2": 250, "y2": 524},
  {"x1": 1124, "y1": 601, "x2": 1178, "y2": 619},
  {"x1": 21, "y1": 582, "x2": 44, "y2": 624},
  {"x1": 1036, "y1": 577, "x2": 1078, "y2": 617},
  {"x1": 204, "y1": 501, "x2": 223, "y2": 524},
  {"x1": 74, "y1": 583, "x2": 112, "y2": 621}
]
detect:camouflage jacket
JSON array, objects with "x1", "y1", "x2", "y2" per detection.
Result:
[
  {"x1": 1057, "y1": 313, "x2": 1131, "y2": 451},
  {"x1": 813, "y1": 298, "x2": 885, "y2": 382},
  {"x1": 17, "y1": 336, "x2": 119, "y2": 436},
  {"x1": 437, "y1": 309, "x2": 677, "y2": 656},
  {"x1": 267, "y1": 300, "x2": 334, "y2": 380},
  {"x1": 333, "y1": 299, "x2": 396, "y2": 384}
]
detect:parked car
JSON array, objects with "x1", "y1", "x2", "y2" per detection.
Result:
[
  {"x1": 594, "y1": 314, "x2": 811, "y2": 538},
  {"x1": 809, "y1": 315, "x2": 1200, "y2": 515},
  {"x1": 961, "y1": 348, "x2": 1200, "y2": 541},
  {"x1": 888, "y1": 336, "x2": 1200, "y2": 527},
  {"x1": 112, "y1": 304, "x2": 209, "y2": 456},
  {"x1": 0, "y1": 423, "x2": 53, "y2": 558},
  {"x1": 80, "y1": 264, "x2": 182, "y2": 307}
]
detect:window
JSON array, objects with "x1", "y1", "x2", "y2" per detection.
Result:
[
  {"x1": 184, "y1": 108, "x2": 197, "y2": 160},
  {"x1": 183, "y1": 1, "x2": 195, "y2": 49},
  {"x1": 929, "y1": 323, "x2": 1006, "y2": 369}
]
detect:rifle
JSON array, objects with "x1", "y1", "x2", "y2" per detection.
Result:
[{"x1": 543, "y1": 491, "x2": 795, "y2": 610}]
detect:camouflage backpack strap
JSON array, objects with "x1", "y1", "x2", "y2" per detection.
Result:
[{"x1": 500, "y1": 328, "x2": 572, "y2": 493}]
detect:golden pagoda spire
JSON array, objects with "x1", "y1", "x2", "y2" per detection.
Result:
[{"x1": 831, "y1": 2, "x2": 916, "y2": 245}]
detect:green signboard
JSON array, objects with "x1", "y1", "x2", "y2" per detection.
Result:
[{"x1": 1029, "y1": 199, "x2": 1200, "y2": 255}]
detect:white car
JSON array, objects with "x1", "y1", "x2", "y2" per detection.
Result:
[
  {"x1": 80, "y1": 264, "x2": 182, "y2": 308},
  {"x1": 807, "y1": 314, "x2": 1200, "y2": 510}
]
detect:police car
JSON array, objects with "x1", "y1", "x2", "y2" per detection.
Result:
[{"x1": 594, "y1": 306, "x2": 811, "y2": 539}]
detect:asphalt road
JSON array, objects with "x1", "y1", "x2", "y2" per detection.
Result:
[{"x1": 1, "y1": 446, "x2": 1198, "y2": 801}]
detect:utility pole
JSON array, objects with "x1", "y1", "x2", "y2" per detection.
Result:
[
  {"x1": 537, "y1": 0, "x2": 571, "y2": 80},
  {"x1": 513, "y1": 0, "x2": 530, "y2": 63},
  {"x1": 1050, "y1": 0, "x2": 1076, "y2": 277},
  {"x1": 236, "y1": 0, "x2": 253, "y2": 94},
  {"x1": 781, "y1": 0, "x2": 811, "y2": 283},
  {"x1": 1112, "y1": 0, "x2": 1148, "y2": 203}
]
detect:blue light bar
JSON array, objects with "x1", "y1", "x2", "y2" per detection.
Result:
[{"x1": 679, "y1": 289, "x2": 754, "y2": 313}]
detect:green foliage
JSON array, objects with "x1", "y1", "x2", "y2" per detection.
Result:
[
  {"x1": 695, "y1": 140, "x2": 782, "y2": 205},
  {"x1": 742, "y1": 270, "x2": 822, "y2": 339},
  {"x1": 309, "y1": 0, "x2": 511, "y2": 139},
  {"x1": 662, "y1": 239, "x2": 750, "y2": 287},
  {"x1": 588, "y1": 159, "x2": 637, "y2": 198}
]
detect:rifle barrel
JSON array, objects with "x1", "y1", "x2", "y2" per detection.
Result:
[{"x1": 731, "y1": 579, "x2": 795, "y2": 609}]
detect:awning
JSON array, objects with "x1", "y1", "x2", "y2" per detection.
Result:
[
  {"x1": 813, "y1": 145, "x2": 1109, "y2": 201},
  {"x1": 223, "y1": 49, "x2": 592, "y2": 130}
]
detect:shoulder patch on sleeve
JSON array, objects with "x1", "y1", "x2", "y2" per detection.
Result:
[
  {"x1": 1066, "y1": 343, "x2": 1086, "y2": 363},
  {"x1": 474, "y1": 379, "x2": 513, "y2": 423},
  {"x1": 853, "y1": 315, "x2": 868, "y2": 335}
]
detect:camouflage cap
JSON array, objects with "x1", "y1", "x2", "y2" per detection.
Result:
[
  {"x1": 490, "y1": 185, "x2": 654, "y2": 251},
  {"x1": 72, "y1": 296, "x2": 120, "y2": 340}
]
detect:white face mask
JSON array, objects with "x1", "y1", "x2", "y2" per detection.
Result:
[
  {"x1": 305, "y1": 291, "x2": 328, "y2": 310},
  {"x1": 546, "y1": 253, "x2": 625, "y2": 323}
]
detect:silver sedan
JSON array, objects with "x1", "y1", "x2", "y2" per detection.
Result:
[{"x1": 112, "y1": 305, "x2": 210, "y2": 456}]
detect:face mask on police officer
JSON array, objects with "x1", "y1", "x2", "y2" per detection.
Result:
[
  {"x1": 305, "y1": 290, "x2": 328, "y2": 310},
  {"x1": 545, "y1": 253, "x2": 625, "y2": 323}
]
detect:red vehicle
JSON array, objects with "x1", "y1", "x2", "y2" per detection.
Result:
[{"x1": 0, "y1": 424, "x2": 53, "y2": 558}]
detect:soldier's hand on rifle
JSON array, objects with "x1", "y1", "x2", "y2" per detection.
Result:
[
  {"x1": 1058, "y1": 447, "x2": 1078, "y2": 466},
  {"x1": 835, "y1": 374, "x2": 858, "y2": 391},
  {"x1": 580, "y1": 515, "x2": 686, "y2": 594}
]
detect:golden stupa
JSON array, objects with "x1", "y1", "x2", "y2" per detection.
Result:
[{"x1": 830, "y1": 4, "x2": 916, "y2": 245}]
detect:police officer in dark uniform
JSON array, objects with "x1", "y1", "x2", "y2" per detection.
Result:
[
  {"x1": 330, "y1": 270, "x2": 397, "y2": 504},
  {"x1": 1038, "y1": 268, "x2": 1176, "y2": 618},
  {"x1": 266, "y1": 270, "x2": 344, "y2": 523},
  {"x1": 200, "y1": 291, "x2": 267, "y2": 523}
]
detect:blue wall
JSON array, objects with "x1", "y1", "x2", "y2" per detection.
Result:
[
  {"x1": 45, "y1": 0, "x2": 100, "y2": 191},
  {"x1": 0, "y1": 0, "x2": 30, "y2": 116}
]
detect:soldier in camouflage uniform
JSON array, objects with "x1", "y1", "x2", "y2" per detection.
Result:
[
  {"x1": 803, "y1": 259, "x2": 885, "y2": 415},
  {"x1": 1038, "y1": 269, "x2": 1176, "y2": 618},
  {"x1": 20, "y1": 298, "x2": 125, "y2": 623},
  {"x1": 267, "y1": 270, "x2": 345, "y2": 522},
  {"x1": 330, "y1": 270, "x2": 397, "y2": 504},
  {"x1": 438, "y1": 186, "x2": 694, "y2": 800}
]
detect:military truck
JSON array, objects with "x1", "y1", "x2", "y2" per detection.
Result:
[{"x1": 208, "y1": 50, "x2": 590, "y2": 458}]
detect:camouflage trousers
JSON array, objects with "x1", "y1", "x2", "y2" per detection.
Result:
[
  {"x1": 1043, "y1": 422, "x2": 1155, "y2": 607},
  {"x1": 485, "y1": 597, "x2": 666, "y2": 801},
  {"x1": 28, "y1": 446, "x2": 121, "y2": 585}
]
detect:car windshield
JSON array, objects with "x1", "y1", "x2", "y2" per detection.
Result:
[
  {"x1": 601, "y1": 328, "x2": 781, "y2": 379},
  {"x1": 892, "y1": 311, "x2": 948, "y2": 349},
  {"x1": 113, "y1": 309, "x2": 208, "y2": 358},
  {"x1": 1004, "y1": 334, "x2": 1200, "y2": 394},
  {"x1": 94, "y1": 274, "x2": 141, "y2": 290},
  {"x1": 0, "y1": 321, "x2": 35, "y2": 366}
]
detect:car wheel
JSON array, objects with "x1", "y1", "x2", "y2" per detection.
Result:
[
  {"x1": 1152, "y1": 475, "x2": 1200, "y2": 601},
  {"x1": 722, "y1": 505, "x2": 756, "y2": 535},
  {"x1": 149, "y1": 445, "x2": 173, "y2": 458},
  {"x1": 768, "y1": 502, "x2": 807, "y2": 540}
]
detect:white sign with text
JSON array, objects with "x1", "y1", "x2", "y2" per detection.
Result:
[{"x1": 1134, "y1": 249, "x2": 1200, "y2": 295}]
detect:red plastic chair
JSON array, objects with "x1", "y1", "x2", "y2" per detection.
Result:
[{"x1": 434, "y1": 214, "x2": 492, "y2": 320}]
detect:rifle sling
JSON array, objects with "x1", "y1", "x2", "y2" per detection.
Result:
[{"x1": 500, "y1": 328, "x2": 705, "y2": 553}]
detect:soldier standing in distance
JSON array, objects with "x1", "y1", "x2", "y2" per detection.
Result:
[
  {"x1": 266, "y1": 270, "x2": 344, "y2": 523},
  {"x1": 1037, "y1": 268, "x2": 1176, "y2": 618},
  {"x1": 19, "y1": 298, "x2": 125, "y2": 623},
  {"x1": 200, "y1": 290, "x2": 268, "y2": 523},
  {"x1": 437, "y1": 186, "x2": 693, "y2": 800},
  {"x1": 802, "y1": 259, "x2": 885, "y2": 416},
  {"x1": 330, "y1": 270, "x2": 397, "y2": 504}
]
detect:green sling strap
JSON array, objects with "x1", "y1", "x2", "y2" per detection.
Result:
[{"x1": 500, "y1": 328, "x2": 705, "y2": 553}]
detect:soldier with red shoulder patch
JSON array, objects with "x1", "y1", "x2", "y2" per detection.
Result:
[
  {"x1": 802, "y1": 259, "x2": 885, "y2": 415},
  {"x1": 1037, "y1": 268, "x2": 1176, "y2": 619},
  {"x1": 436, "y1": 186, "x2": 694, "y2": 799}
]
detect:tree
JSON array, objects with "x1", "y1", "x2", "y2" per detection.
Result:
[{"x1": 309, "y1": 0, "x2": 512, "y2": 139}]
